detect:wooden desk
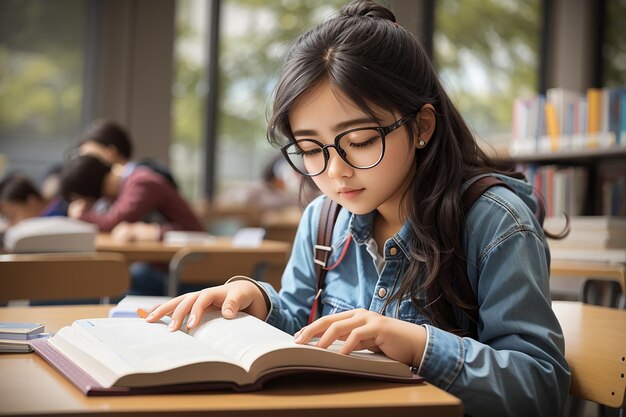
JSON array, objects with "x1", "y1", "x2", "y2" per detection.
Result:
[
  {"x1": 0, "y1": 305, "x2": 463, "y2": 417},
  {"x1": 552, "y1": 301, "x2": 626, "y2": 408},
  {"x1": 96, "y1": 234, "x2": 291, "y2": 264},
  {"x1": 551, "y1": 260, "x2": 626, "y2": 292}
]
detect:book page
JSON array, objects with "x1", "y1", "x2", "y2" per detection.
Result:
[
  {"x1": 189, "y1": 312, "x2": 297, "y2": 370},
  {"x1": 189, "y1": 311, "x2": 400, "y2": 371},
  {"x1": 51, "y1": 318, "x2": 242, "y2": 387},
  {"x1": 189, "y1": 312, "x2": 405, "y2": 375}
]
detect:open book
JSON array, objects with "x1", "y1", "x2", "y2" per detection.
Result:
[{"x1": 32, "y1": 312, "x2": 422, "y2": 396}]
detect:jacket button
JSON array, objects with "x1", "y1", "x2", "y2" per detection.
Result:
[
  {"x1": 378, "y1": 287, "x2": 387, "y2": 298},
  {"x1": 389, "y1": 247, "x2": 398, "y2": 256}
]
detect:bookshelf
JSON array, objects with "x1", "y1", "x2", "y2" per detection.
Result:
[
  {"x1": 504, "y1": 85, "x2": 626, "y2": 217},
  {"x1": 502, "y1": 87, "x2": 626, "y2": 307},
  {"x1": 506, "y1": 146, "x2": 626, "y2": 166},
  {"x1": 498, "y1": 146, "x2": 626, "y2": 216}
]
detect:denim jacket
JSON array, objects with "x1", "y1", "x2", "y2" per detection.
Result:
[{"x1": 257, "y1": 173, "x2": 571, "y2": 417}]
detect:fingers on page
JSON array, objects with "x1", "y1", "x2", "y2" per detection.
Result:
[{"x1": 316, "y1": 315, "x2": 365, "y2": 349}]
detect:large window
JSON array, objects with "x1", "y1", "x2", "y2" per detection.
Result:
[
  {"x1": 604, "y1": 0, "x2": 626, "y2": 87},
  {"x1": 0, "y1": 0, "x2": 90, "y2": 180},
  {"x1": 216, "y1": 1, "x2": 345, "y2": 194},
  {"x1": 434, "y1": 0, "x2": 540, "y2": 147},
  {"x1": 171, "y1": 0, "x2": 344, "y2": 200},
  {"x1": 171, "y1": 0, "x2": 209, "y2": 202}
]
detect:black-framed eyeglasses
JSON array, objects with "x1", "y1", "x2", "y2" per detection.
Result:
[{"x1": 281, "y1": 112, "x2": 417, "y2": 177}]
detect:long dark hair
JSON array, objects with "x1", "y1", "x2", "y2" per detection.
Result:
[{"x1": 267, "y1": 0, "x2": 520, "y2": 334}]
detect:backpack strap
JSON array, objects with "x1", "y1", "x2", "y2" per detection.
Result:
[
  {"x1": 462, "y1": 175, "x2": 514, "y2": 213},
  {"x1": 458, "y1": 175, "x2": 514, "y2": 334},
  {"x1": 308, "y1": 198, "x2": 341, "y2": 324},
  {"x1": 309, "y1": 175, "x2": 516, "y2": 334}
]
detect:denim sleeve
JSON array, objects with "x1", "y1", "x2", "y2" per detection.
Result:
[
  {"x1": 418, "y1": 190, "x2": 570, "y2": 417},
  {"x1": 257, "y1": 196, "x2": 327, "y2": 335}
]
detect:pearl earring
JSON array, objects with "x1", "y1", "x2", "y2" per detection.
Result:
[{"x1": 418, "y1": 139, "x2": 426, "y2": 147}]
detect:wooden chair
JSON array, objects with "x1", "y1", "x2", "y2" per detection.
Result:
[
  {"x1": 194, "y1": 200, "x2": 263, "y2": 235},
  {"x1": 167, "y1": 242, "x2": 290, "y2": 297},
  {"x1": 551, "y1": 261, "x2": 626, "y2": 308},
  {"x1": 552, "y1": 301, "x2": 626, "y2": 415},
  {"x1": 261, "y1": 207, "x2": 301, "y2": 245},
  {"x1": 0, "y1": 252, "x2": 131, "y2": 304}
]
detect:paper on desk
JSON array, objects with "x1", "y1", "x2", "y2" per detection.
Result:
[
  {"x1": 108, "y1": 295, "x2": 173, "y2": 318},
  {"x1": 232, "y1": 228, "x2": 265, "y2": 248}
]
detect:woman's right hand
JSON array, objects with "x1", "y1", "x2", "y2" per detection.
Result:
[{"x1": 144, "y1": 279, "x2": 269, "y2": 331}]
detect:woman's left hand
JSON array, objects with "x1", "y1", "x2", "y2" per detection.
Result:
[{"x1": 293, "y1": 308, "x2": 427, "y2": 368}]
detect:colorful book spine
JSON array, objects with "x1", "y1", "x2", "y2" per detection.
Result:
[
  {"x1": 587, "y1": 88, "x2": 602, "y2": 148},
  {"x1": 545, "y1": 102, "x2": 560, "y2": 152}
]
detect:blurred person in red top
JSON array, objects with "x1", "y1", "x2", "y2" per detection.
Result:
[
  {"x1": 60, "y1": 155, "x2": 204, "y2": 296},
  {"x1": 76, "y1": 119, "x2": 179, "y2": 189},
  {"x1": 60, "y1": 154, "x2": 202, "y2": 241}
]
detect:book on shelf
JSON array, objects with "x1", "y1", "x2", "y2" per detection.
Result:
[
  {"x1": 510, "y1": 86, "x2": 626, "y2": 156},
  {"x1": 522, "y1": 166, "x2": 588, "y2": 217},
  {"x1": 31, "y1": 311, "x2": 421, "y2": 396}
]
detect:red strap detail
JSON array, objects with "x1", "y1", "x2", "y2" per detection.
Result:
[
  {"x1": 325, "y1": 235, "x2": 352, "y2": 271},
  {"x1": 307, "y1": 289, "x2": 322, "y2": 325}
]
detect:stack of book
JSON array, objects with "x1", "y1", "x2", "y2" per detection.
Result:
[
  {"x1": 546, "y1": 216, "x2": 626, "y2": 263},
  {"x1": 0, "y1": 322, "x2": 50, "y2": 353}
]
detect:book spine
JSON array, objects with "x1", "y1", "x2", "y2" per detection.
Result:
[
  {"x1": 617, "y1": 91, "x2": 626, "y2": 144},
  {"x1": 587, "y1": 88, "x2": 602, "y2": 148},
  {"x1": 545, "y1": 102, "x2": 560, "y2": 152}
]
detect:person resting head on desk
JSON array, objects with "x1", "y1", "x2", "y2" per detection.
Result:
[
  {"x1": 76, "y1": 119, "x2": 178, "y2": 190},
  {"x1": 0, "y1": 174, "x2": 66, "y2": 227},
  {"x1": 59, "y1": 154, "x2": 204, "y2": 242}
]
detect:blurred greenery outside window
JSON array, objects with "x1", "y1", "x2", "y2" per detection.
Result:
[
  {"x1": 434, "y1": 0, "x2": 540, "y2": 150},
  {"x1": 173, "y1": 0, "x2": 542, "y2": 201},
  {"x1": 171, "y1": 0, "x2": 345, "y2": 201},
  {"x1": 604, "y1": 0, "x2": 626, "y2": 88},
  {"x1": 171, "y1": 0, "x2": 209, "y2": 202},
  {"x1": 0, "y1": 0, "x2": 87, "y2": 179}
]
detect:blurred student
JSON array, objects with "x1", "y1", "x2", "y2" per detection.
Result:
[
  {"x1": 60, "y1": 154, "x2": 204, "y2": 295},
  {"x1": 219, "y1": 155, "x2": 300, "y2": 211},
  {"x1": 0, "y1": 174, "x2": 65, "y2": 226},
  {"x1": 60, "y1": 154, "x2": 202, "y2": 240},
  {"x1": 0, "y1": 174, "x2": 71, "y2": 252},
  {"x1": 38, "y1": 163, "x2": 68, "y2": 216},
  {"x1": 78, "y1": 119, "x2": 178, "y2": 189}
]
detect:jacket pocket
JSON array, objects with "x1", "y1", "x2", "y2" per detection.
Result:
[
  {"x1": 320, "y1": 295, "x2": 355, "y2": 316},
  {"x1": 397, "y1": 296, "x2": 429, "y2": 325}
]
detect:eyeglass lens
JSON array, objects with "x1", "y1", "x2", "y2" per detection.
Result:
[{"x1": 284, "y1": 129, "x2": 383, "y2": 175}]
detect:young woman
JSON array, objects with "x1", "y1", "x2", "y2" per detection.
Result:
[{"x1": 145, "y1": 2, "x2": 570, "y2": 415}]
